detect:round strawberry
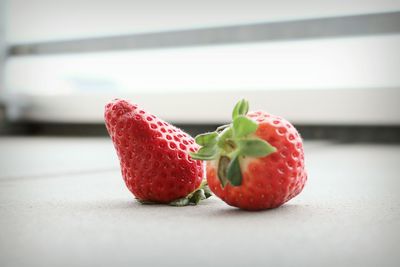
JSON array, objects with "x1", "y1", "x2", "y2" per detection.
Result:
[
  {"x1": 104, "y1": 99, "x2": 210, "y2": 206},
  {"x1": 191, "y1": 99, "x2": 307, "y2": 210}
]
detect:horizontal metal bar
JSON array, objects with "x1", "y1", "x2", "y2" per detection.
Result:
[
  {"x1": 8, "y1": 11, "x2": 400, "y2": 55},
  {"x1": 6, "y1": 123, "x2": 400, "y2": 143}
]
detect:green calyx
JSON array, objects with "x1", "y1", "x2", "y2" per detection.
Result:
[
  {"x1": 190, "y1": 99, "x2": 276, "y2": 187},
  {"x1": 169, "y1": 180, "x2": 212, "y2": 206},
  {"x1": 137, "y1": 180, "x2": 212, "y2": 207}
]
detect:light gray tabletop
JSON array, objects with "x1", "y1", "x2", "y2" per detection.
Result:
[{"x1": 0, "y1": 137, "x2": 399, "y2": 267}]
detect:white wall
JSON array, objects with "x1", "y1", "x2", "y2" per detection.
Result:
[
  {"x1": 6, "y1": 0, "x2": 400, "y2": 43},
  {"x1": 0, "y1": 0, "x2": 6, "y2": 92}
]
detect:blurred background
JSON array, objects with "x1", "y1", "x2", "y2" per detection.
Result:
[
  {"x1": 0, "y1": 0, "x2": 399, "y2": 139},
  {"x1": 1, "y1": 2, "x2": 400, "y2": 267}
]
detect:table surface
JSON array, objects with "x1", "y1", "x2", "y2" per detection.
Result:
[{"x1": 0, "y1": 137, "x2": 399, "y2": 267}]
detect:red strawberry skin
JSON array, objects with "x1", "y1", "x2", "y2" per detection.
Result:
[
  {"x1": 104, "y1": 99, "x2": 203, "y2": 203},
  {"x1": 207, "y1": 111, "x2": 307, "y2": 210}
]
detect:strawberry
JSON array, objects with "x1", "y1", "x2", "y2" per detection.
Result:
[
  {"x1": 104, "y1": 99, "x2": 210, "y2": 206},
  {"x1": 191, "y1": 99, "x2": 307, "y2": 210}
]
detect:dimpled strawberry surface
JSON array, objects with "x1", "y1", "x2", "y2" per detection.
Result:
[
  {"x1": 207, "y1": 111, "x2": 307, "y2": 210},
  {"x1": 191, "y1": 99, "x2": 307, "y2": 211},
  {"x1": 105, "y1": 99, "x2": 204, "y2": 203}
]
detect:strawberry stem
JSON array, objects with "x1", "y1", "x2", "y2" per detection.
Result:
[
  {"x1": 190, "y1": 99, "x2": 277, "y2": 187},
  {"x1": 136, "y1": 180, "x2": 211, "y2": 206},
  {"x1": 169, "y1": 180, "x2": 212, "y2": 206}
]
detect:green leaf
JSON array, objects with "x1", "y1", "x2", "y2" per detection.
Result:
[
  {"x1": 216, "y1": 124, "x2": 230, "y2": 133},
  {"x1": 194, "y1": 132, "x2": 218, "y2": 146},
  {"x1": 239, "y1": 139, "x2": 277, "y2": 157},
  {"x1": 169, "y1": 198, "x2": 190, "y2": 206},
  {"x1": 217, "y1": 127, "x2": 233, "y2": 148},
  {"x1": 203, "y1": 184, "x2": 212, "y2": 198},
  {"x1": 190, "y1": 189, "x2": 206, "y2": 204},
  {"x1": 197, "y1": 179, "x2": 213, "y2": 198},
  {"x1": 190, "y1": 145, "x2": 218, "y2": 160},
  {"x1": 232, "y1": 116, "x2": 258, "y2": 138},
  {"x1": 136, "y1": 198, "x2": 157, "y2": 205},
  {"x1": 232, "y1": 99, "x2": 249, "y2": 119},
  {"x1": 169, "y1": 180, "x2": 212, "y2": 206},
  {"x1": 193, "y1": 180, "x2": 212, "y2": 201},
  {"x1": 217, "y1": 156, "x2": 230, "y2": 187},
  {"x1": 226, "y1": 155, "x2": 242, "y2": 186}
]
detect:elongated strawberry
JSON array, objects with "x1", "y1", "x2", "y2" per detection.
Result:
[
  {"x1": 105, "y1": 99, "x2": 210, "y2": 206},
  {"x1": 191, "y1": 99, "x2": 307, "y2": 210}
]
